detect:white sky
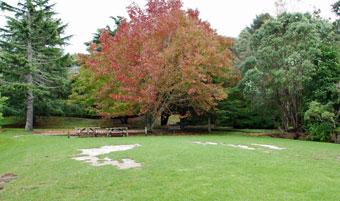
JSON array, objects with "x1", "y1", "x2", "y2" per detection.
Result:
[{"x1": 0, "y1": 0, "x2": 337, "y2": 54}]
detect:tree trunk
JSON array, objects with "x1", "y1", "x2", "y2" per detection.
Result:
[
  {"x1": 160, "y1": 112, "x2": 170, "y2": 126},
  {"x1": 25, "y1": 82, "x2": 34, "y2": 131},
  {"x1": 280, "y1": 100, "x2": 290, "y2": 131},
  {"x1": 25, "y1": 10, "x2": 34, "y2": 132},
  {"x1": 150, "y1": 113, "x2": 158, "y2": 131},
  {"x1": 145, "y1": 113, "x2": 155, "y2": 131},
  {"x1": 208, "y1": 115, "x2": 211, "y2": 133}
]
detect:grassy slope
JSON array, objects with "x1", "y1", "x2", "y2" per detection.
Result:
[{"x1": 0, "y1": 129, "x2": 340, "y2": 201}]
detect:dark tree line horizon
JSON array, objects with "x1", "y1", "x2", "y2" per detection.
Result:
[{"x1": 0, "y1": 0, "x2": 339, "y2": 141}]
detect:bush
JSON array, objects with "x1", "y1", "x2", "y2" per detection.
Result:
[
  {"x1": 304, "y1": 101, "x2": 336, "y2": 141},
  {"x1": 0, "y1": 95, "x2": 8, "y2": 126}
]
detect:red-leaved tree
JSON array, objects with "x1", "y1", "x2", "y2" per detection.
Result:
[{"x1": 83, "y1": 0, "x2": 239, "y2": 128}]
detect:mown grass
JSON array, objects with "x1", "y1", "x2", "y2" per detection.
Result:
[{"x1": 0, "y1": 129, "x2": 340, "y2": 201}]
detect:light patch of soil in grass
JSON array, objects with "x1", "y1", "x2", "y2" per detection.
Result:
[
  {"x1": 192, "y1": 141, "x2": 218, "y2": 145},
  {"x1": 73, "y1": 145, "x2": 142, "y2": 169},
  {"x1": 251, "y1": 144, "x2": 286, "y2": 150},
  {"x1": 0, "y1": 173, "x2": 17, "y2": 190},
  {"x1": 193, "y1": 141, "x2": 255, "y2": 150},
  {"x1": 225, "y1": 144, "x2": 256, "y2": 150},
  {"x1": 193, "y1": 141, "x2": 286, "y2": 151}
]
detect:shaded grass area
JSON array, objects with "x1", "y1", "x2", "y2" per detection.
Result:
[
  {"x1": 1, "y1": 116, "x2": 145, "y2": 129},
  {"x1": 34, "y1": 116, "x2": 114, "y2": 129},
  {"x1": 0, "y1": 117, "x2": 25, "y2": 128},
  {"x1": 1, "y1": 116, "x2": 279, "y2": 133},
  {"x1": 1, "y1": 129, "x2": 340, "y2": 201}
]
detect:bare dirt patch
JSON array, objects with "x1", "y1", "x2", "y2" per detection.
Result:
[
  {"x1": 225, "y1": 144, "x2": 255, "y2": 150},
  {"x1": 73, "y1": 145, "x2": 142, "y2": 169},
  {"x1": 193, "y1": 141, "x2": 255, "y2": 150},
  {"x1": 193, "y1": 141, "x2": 286, "y2": 151},
  {"x1": 0, "y1": 173, "x2": 17, "y2": 190},
  {"x1": 252, "y1": 144, "x2": 286, "y2": 150},
  {"x1": 192, "y1": 141, "x2": 218, "y2": 145}
]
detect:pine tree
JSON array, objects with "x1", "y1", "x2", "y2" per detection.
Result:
[{"x1": 0, "y1": 0, "x2": 70, "y2": 131}]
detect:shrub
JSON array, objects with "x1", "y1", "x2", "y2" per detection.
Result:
[
  {"x1": 304, "y1": 101, "x2": 336, "y2": 141},
  {"x1": 0, "y1": 95, "x2": 8, "y2": 126}
]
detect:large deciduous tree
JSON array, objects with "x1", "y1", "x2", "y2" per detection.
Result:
[
  {"x1": 70, "y1": 17, "x2": 136, "y2": 119},
  {"x1": 0, "y1": 0, "x2": 70, "y2": 131},
  {"x1": 83, "y1": 0, "x2": 238, "y2": 129}
]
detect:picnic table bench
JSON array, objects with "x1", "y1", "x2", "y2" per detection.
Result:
[
  {"x1": 75, "y1": 127, "x2": 101, "y2": 137},
  {"x1": 106, "y1": 127, "x2": 129, "y2": 137},
  {"x1": 73, "y1": 127, "x2": 128, "y2": 137}
]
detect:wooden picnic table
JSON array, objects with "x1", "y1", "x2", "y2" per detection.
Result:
[
  {"x1": 75, "y1": 127, "x2": 100, "y2": 137},
  {"x1": 73, "y1": 127, "x2": 129, "y2": 137},
  {"x1": 106, "y1": 127, "x2": 129, "y2": 137}
]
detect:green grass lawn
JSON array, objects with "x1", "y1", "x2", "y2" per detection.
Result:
[{"x1": 1, "y1": 129, "x2": 340, "y2": 201}]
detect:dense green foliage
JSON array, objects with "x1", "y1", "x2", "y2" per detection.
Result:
[
  {"x1": 69, "y1": 67, "x2": 98, "y2": 115},
  {"x1": 237, "y1": 13, "x2": 338, "y2": 132},
  {"x1": 216, "y1": 88, "x2": 276, "y2": 129},
  {"x1": 214, "y1": 14, "x2": 277, "y2": 129},
  {"x1": 0, "y1": 94, "x2": 7, "y2": 124},
  {"x1": 69, "y1": 66, "x2": 133, "y2": 118},
  {"x1": 304, "y1": 101, "x2": 336, "y2": 141},
  {"x1": 306, "y1": 45, "x2": 340, "y2": 106},
  {"x1": 0, "y1": 0, "x2": 71, "y2": 130}
]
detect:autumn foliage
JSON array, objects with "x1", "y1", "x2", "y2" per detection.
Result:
[{"x1": 82, "y1": 0, "x2": 238, "y2": 126}]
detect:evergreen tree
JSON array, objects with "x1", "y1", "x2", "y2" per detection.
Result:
[
  {"x1": 239, "y1": 13, "x2": 336, "y2": 131},
  {"x1": 332, "y1": 1, "x2": 340, "y2": 17},
  {"x1": 0, "y1": 0, "x2": 70, "y2": 131},
  {"x1": 84, "y1": 16, "x2": 122, "y2": 52},
  {"x1": 333, "y1": 1, "x2": 340, "y2": 40}
]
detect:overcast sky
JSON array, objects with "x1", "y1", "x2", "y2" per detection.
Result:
[{"x1": 1, "y1": 0, "x2": 337, "y2": 54}]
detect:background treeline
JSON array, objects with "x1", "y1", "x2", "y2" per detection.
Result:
[{"x1": 0, "y1": 0, "x2": 339, "y2": 141}]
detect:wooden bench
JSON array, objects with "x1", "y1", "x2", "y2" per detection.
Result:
[{"x1": 106, "y1": 127, "x2": 129, "y2": 137}]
